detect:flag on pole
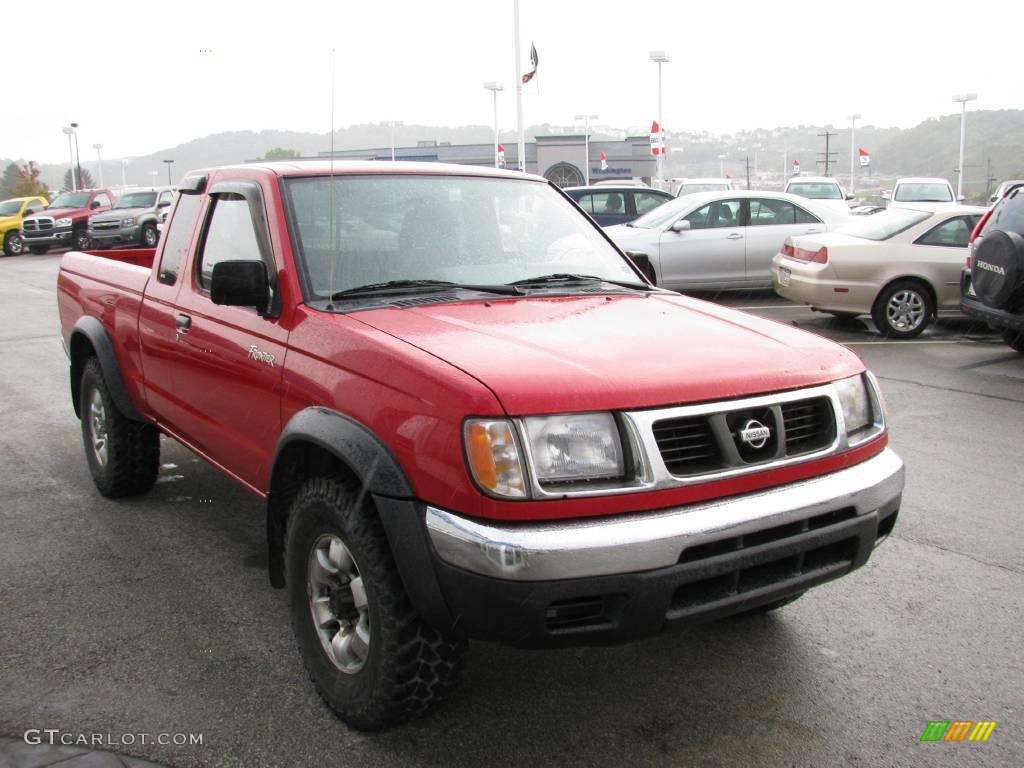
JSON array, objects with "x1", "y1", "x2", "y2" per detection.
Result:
[
  {"x1": 792, "y1": 160, "x2": 801, "y2": 176},
  {"x1": 600, "y1": 151, "x2": 607, "y2": 171},
  {"x1": 859, "y1": 148, "x2": 871, "y2": 167},
  {"x1": 522, "y1": 43, "x2": 539, "y2": 84},
  {"x1": 497, "y1": 143, "x2": 505, "y2": 168},
  {"x1": 650, "y1": 121, "x2": 665, "y2": 156}
]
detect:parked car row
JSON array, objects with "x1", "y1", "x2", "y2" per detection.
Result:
[{"x1": 0, "y1": 187, "x2": 173, "y2": 255}]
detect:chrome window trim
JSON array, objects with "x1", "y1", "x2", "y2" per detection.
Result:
[{"x1": 513, "y1": 379, "x2": 885, "y2": 500}]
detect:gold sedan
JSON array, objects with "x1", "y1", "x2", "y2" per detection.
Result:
[{"x1": 771, "y1": 205, "x2": 985, "y2": 338}]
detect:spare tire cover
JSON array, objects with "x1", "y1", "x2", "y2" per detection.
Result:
[{"x1": 972, "y1": 230, "x2": 1024, "y2": 309}]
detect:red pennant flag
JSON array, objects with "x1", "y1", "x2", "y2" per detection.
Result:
[
  {"x1": 600, "y1": 151, "x2": 607, "y2": 171},
  {"x1": 858, "y1": 148, "x2": 870, "y2": 167},
  {"x1": 497, "y1": 144, "x2": 506, "y2": 168},
  {"x1": 650, "y1": 121, "x2": 663, "y2": 156}
]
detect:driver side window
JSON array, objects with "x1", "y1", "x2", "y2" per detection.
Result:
[{"x1": 684, "y1": 200, "x2": 742, "y2": 229}]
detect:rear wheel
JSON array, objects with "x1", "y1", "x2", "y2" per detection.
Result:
[
  {"x1": 1003, "y1": 329, "x2": 1024, "y2": 353},
  {"x1": 79, "y1": 358, "x2": 159, "y2": 497},
  {"x1": 286, "y1": 476, "x2": 466, "y2": 730},
  {"x1": 3, "y1": 231, "x2": 24, "y2": 256},
  {"x1": 871, "y1": 280, "x2": 933, "y2": 338}
]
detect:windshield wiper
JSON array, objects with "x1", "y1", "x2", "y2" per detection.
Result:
[
  {"x1": 509, "y1": 273, "x2": 652, "y2": 290},
  {"x1": 330, "y1": 279, "x2": 522, "y2": 300}
]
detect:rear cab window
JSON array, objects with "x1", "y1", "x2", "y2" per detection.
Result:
[{"x1": 157, "y1": 193, "x2": 203, "y2": 285}]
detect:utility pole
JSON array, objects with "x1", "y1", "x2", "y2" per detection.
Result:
[
  {"x1": 816, "y1": 130, "x2": 838, "y2": 176},
  {"x1": 985, "y1": 157, "x2": 996, "y2": 198},
  {"x1": 745, "y1": 156, "x2": 751, "y2": 190}
]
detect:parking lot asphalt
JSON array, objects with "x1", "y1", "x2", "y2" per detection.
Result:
[{"x1": 1, "y1": 253, "x2": 1022, "y2": 768}]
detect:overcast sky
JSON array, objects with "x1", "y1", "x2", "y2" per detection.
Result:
[{"x1": 5, "y1": 0, "x2": 1018, "y2": 164}]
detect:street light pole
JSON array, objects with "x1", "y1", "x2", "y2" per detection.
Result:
[
  {"x1": 93, "y1": 144, "x2": 104, "y2": 188},
  {"x1": 718, "y1": 154, "x2": 726, "y2": 178},
  {"x1": 513, "y1": 0, "x2": 526, "y2": 172},
  {"x1": 120, "y1": 160, "x2": 128, "y2": 192},
  {"x1": 390, "y1": 121, "x2": 403, "y2": 161},
  {"x1": 163, "y1": 159, "x2": 174, "y2": 185},
  {"x1": 70, "y1": 123, "x2": 82, "y2": 189},
  {"x1": 574, "y1": 114, "x2": 598, "y2": 185},
  {"x1": 62, "y1": 126, "x2": 77, "y2": 191},
  {"x1": 847, "y1": 113, "x2": 861, "y2": 195},
  {"x1": 649, "y1": 51, "x2": 670, "y2": 186},
  {"x1": 953, "y1": 93, "x2": 977, "y2": 199},
  {"x1": 484, "y1": 82, "x2": 504, "y2": 168}
]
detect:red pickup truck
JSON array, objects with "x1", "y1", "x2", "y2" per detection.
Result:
[
  {"x1": 58, "y1": 161, "x2": 904, "y2": 729},
  {"x1": 23, "y1": 188, "x2": 116, "y2": 253}
]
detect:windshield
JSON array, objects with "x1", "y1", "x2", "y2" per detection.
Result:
[
  {"x1": 50, "y1": 192, "x2": 91, "y2": 208},
  {"x1": 836, "y1": 208, "x2": 931, "y2": 241},
  {"x1": 284, "y1": 175, "x2": 641, "y2": 302},
  {"x1": 894, "y1": 183, "x2": 953, "y2": 203},
  {"x1": 0, "y1": 200, "x2": 24, "y2": 216},
  {"x1": 677, "y1": 183, "x2": 728, "y2": 196},
  {"x1": 630, "y1": 196, "x2": 696, "y2": 229},
  {"x1": 114, "y1": 192, "x2": 157, "y2": 209},
  {"x1": 787, "y1": 182, "x2": 842, "y2": 200}
]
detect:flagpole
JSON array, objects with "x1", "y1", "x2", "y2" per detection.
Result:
[{"x1": 513, "y1": 0, "x2": 525, "y2": 172}]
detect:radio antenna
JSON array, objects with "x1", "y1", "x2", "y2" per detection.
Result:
[{"x1": 326, "y1": 47, "x2": 337, "y2": 310}]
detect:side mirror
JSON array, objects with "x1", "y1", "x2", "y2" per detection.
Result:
[
  {"x1": 90, "y1": 200, "x2": 101, "y2": 209},
  {"x1": 210, "y1": 260, "x2": 269, "y2": 311},
  {"x1": 845, "y1": 193, "x2": 856, "y2": 201},
  {"x1": 956, "y1": 194, "x2": 966, "y2": 202},
  {"x1": 158, "y1": 200, "x2": 171, "y2": 208},
  {"x1": 670, "y1": 219, "x2": 691, "y2": 232}
]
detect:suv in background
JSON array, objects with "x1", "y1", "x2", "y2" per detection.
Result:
[
  {"x1": 563, "y1": 185, "x2": 673, "y2": 227},
  {"x1": 988, "y1": 180, "x2": 1024, "y2": 206},
  {"x1": 672, "y1": 178, "x2": 738, "y2": 197},
  {"x1": 0, "y1": 196, "x2": 49, "y2": 256},
  {"x1": 88, "y1": 187, "x2": 174, "y2": 249},
  {"x1": 784, "y1": 176, "x2": 856, "y2": 213},
  {"x1": 21, "y1": 188, "x2": 116, "y2": 253},
  {"x1": 888, "y1": 177, "x2": 960, "y2": 210},
  {"x1": 961, "y1": 186, "x2": 1024, "y2": 352}
]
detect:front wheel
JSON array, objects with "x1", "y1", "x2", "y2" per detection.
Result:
[
  {"x1": 79, "y1": 358, "x2": 160, "y2": 497},
  {"x1": 286, "y1": 476, "x2": 466, "y2": 730},
  {"x1": 141, "y1": 224, "x2": 158, "y2": 248},
  {"x1": 73, "y1": 230, "x2": 91, "y2": 251},
  {"x1": 871, "y1": 280, "x2": 933, "y2": 339},
  {"x1": 1003, "y1": 328, "x2": 1024, "y2": 353},
  {"x1": 3, "y1": 231, "x2": 24, "y2": 256}
]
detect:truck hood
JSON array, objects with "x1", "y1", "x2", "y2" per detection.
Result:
[
  {"x1": 25, "y1": 207, "x2": 88, "y2": 220},
  {"x1": 354, "y1": 293, "x2": 863, "y2": 414},
  {"x1": 90, "y1": 207, "x2": 149, "y2": 222}
]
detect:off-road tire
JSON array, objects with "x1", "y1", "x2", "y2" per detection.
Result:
[
  {"x1": 3, "y1": 231, "x2": 24, "y2": 256},
  {"x1": 286, "y1": 476, "x2": 466, "y2": 730},
  {"x1": 1003, "y1": 329, "x2": 1024, "y2": 353},
  {"x1": 79, "y1": 357, "x2": 159, "y2": 497},
  {"x1": 871, "y1": 280, "x2": 933, "y2": 339},
  {"x1": 28, "y1": 245, "x2": 49, "y2": 255}
]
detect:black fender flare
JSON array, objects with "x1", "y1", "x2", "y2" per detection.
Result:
[
  {"x1": 266, "y1": 407, "x2": 416, "y2": 588},
  {"x1": 68, "y1": 316, "x2": 146, "y2": 422}
]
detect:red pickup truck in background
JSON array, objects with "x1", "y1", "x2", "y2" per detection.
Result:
[
  {"x1": 57, "y1": 161, "x2": 904, "y2": 730},
  {"x1": 23, "y1": 187, "x2": 116, "y2": 253}
]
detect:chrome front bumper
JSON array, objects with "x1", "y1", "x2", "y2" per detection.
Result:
[{"x1": 426, "y1": 448, "x2": 904, "y2": 582}]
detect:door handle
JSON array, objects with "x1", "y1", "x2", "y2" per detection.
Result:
[
  {"x1": 803, "y1": 228, "x2": 821, "y2": 234},
  {"x1": 726, "y1": 233, "x2": 744, "y2": 240},
  {"x1": 175, "y1": 314, "x2": 192, "y2": 333}
]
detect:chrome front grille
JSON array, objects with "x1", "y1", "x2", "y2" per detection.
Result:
[
  {"x1": 651, "y1": 416, "x2": 721, "y2": 475},
  {"x1": 91, "y1": 221, "x2": 121, "y2": 231},
  {"x1": 781, "y1": 397, "x2": 835, "y2": 455},
  {"x1": 23, "y1": 217, "x2": 54, "y2": 232}
]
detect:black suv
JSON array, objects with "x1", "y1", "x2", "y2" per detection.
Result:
[{"x1": 961, "y1": 187, "x2": 1024, "y2": 352}]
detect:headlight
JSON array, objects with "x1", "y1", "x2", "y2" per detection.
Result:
[
  {"x1": 121, "y1": 217, "x2": 136, "y2": 227},
  {"x1": 523, "y1": 412, "x2": 624, "y2": 484},
  {"x1": 55, "y1": 217, "x2": 72, "y2": 227},
  {"x1": 464, "y1": 420, "x2": 527, "y2": 498},
  {"x1": 834, "y1": 373, "x2": 877, "y2": 438}
]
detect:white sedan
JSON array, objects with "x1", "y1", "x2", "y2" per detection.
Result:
[
  {"x1": 772, "y1": 205, "x2": 986, "y2": 337},
  {"x1": 606, "y1": 190, "x2": 850, "y2": 291}
]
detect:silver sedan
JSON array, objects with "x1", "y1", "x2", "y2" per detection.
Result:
[{"x1": 606, "y1": 190, "x2": 850, "y2": 291}]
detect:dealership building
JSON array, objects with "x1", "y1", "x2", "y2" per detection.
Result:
[{"x1": 316, "y1": 135, "x2": 657, "y2": 186}]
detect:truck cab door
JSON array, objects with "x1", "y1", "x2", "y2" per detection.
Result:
[{"x1": 170, "y1": 179, "x2": 288, "y2": 491}]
